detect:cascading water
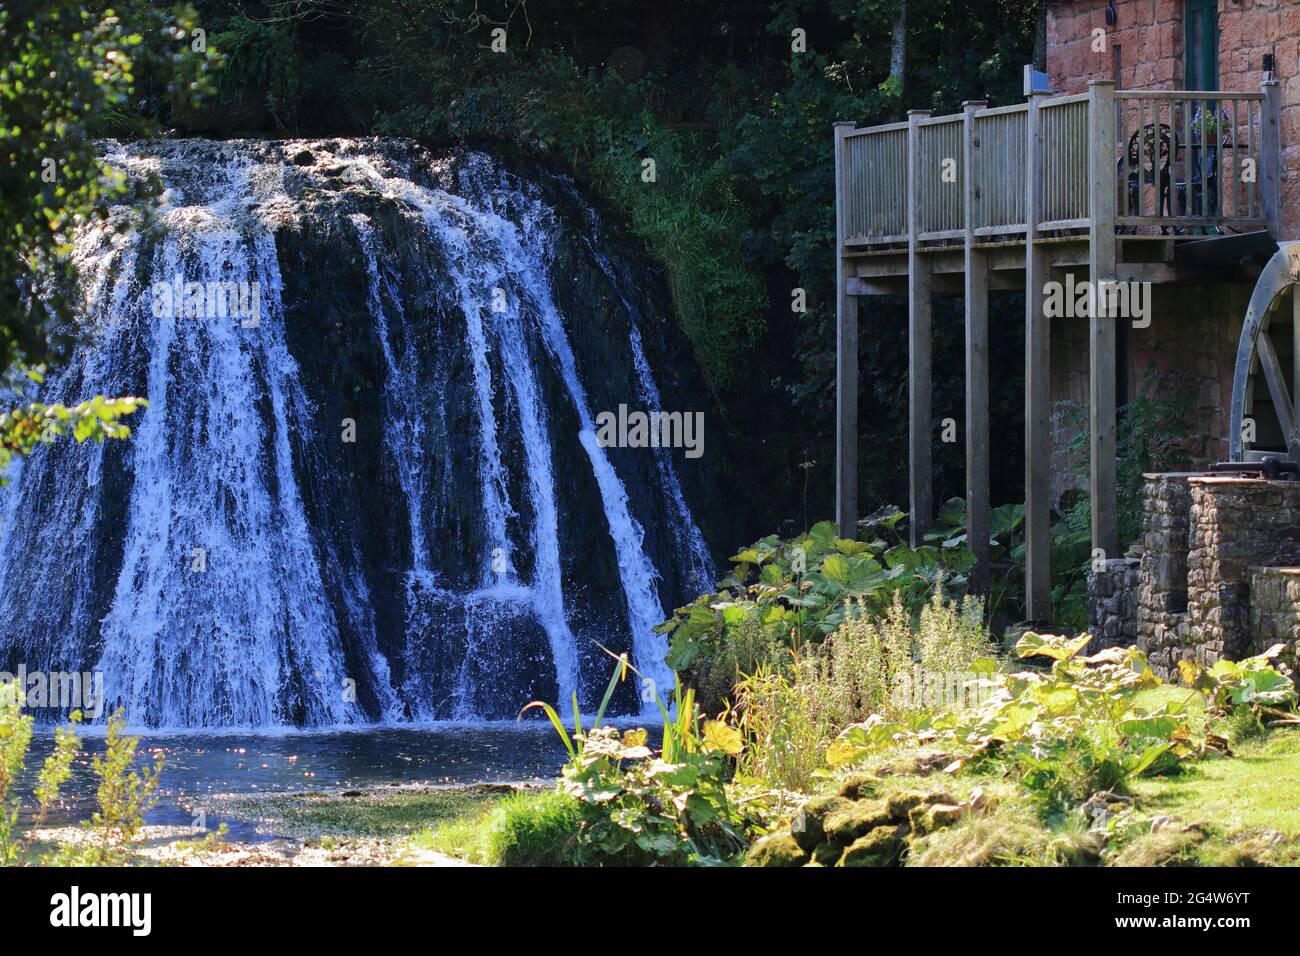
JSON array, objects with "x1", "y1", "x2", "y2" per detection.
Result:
[{"x1": 0, "y1": 139, "x2": 717, "y2": 728}]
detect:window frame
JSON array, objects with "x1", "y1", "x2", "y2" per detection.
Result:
[{"x1": 1184, "y1": 0, "x2": 1220, "y2": 91}]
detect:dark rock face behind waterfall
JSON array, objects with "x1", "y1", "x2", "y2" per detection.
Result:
[{"x1": 0, "y1": 138, "x2": 735, "y2": 728}]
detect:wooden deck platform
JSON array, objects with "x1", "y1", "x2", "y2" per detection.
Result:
[{"x1": 834, "y1": 77, "x2": 1284, "y2": 622}]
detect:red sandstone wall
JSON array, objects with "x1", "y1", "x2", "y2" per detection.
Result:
[
  {"x1": 1049, "y1": 283, "x2": 1251, "y2": 515},
  {"x1": 1048, "y1": 0, "x2": 1300, "y2": 237}
]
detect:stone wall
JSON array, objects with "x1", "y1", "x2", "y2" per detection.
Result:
[
  {"x1": 1046, "y1": 0, "x2": 1300, "y2": 239},
  {"x1": 1046, "y1": 0, "x2": 1183, "y2": 93},
  {"x1": 1248, "y1": 567, "x2": 1300, "y2": 670},
  {"x1": 1123, "y1": 473, "x2": 1300, "y2": 678},
  {"x1": 1185, "y1": 477, "x2": 1300, "y2": 664},
  {"x1": 1136, "y1": 474, "x2": 1194, "y2": 677},
  {"x1": 1087, "y1": 557, "x2": 1140, "y2": 653}
]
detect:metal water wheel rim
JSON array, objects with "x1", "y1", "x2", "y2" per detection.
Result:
[{"x1": 1229, "y1": 240, "x2": 1300, "y2": 464}]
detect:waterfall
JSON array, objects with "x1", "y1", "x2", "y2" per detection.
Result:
[
  {"x1": 0, "y1": 139, "x2": 716, "y2": 727},
  {"x1": 570, "y1": 208, "x2": 716, "y2": 599}
]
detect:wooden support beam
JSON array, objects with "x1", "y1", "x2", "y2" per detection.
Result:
[
  {"x1": 963, "y1": 100, "x2": 990, "y2": 597},
  {"x1": 1024, "y1": 90, "x2": 1052, "y2": 623},
  {"x1": 846, "y1": 277, "x2": 907, "y2": 295},
  {"x1": 1256, "y1": 326, "x2": 1296, "y2": 442},
  {"x1": 1293, "y1": 286, "x2": 1300, "y2": 428},
  {"x1": 907, "y1": 110, "x2": 933, "y2": 548},
  {"x1": 834, "y1": 121, "x2": 859, "y2": 539},
  {"x1": 1261, "y1": 77, "x2": 1283, "y2": 240},
  {"x1": 1088, "y1": 79, "x2": 1119, "y2": 565},
  {"x1": 1116, "y1": 263, "x2": 1177, "y2": 284}
]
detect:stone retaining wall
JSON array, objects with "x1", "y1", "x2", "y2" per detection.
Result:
[
  {"x1": 1185, "y1": 478, "x2": 1300, "y2": 666},
  {"x1": 1248, "y1": 567, "x2": 1300, "y2": 671},
  {"x1": 1087, "y1": 558, "x2": 1140, "y2": 654},
  {"x1": 1135, "y1": 475, "x2": 1194, "y2": 677},
  {"x1": 1113, "y1": 474, "x2": 1300, "y2": 679}
]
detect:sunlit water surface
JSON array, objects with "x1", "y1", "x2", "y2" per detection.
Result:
[{"x1": 20, "y1": 726, "x2": 573, "y2": 841}]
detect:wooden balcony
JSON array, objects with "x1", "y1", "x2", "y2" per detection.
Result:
[{"x1": 832, "y1": 78, "x2": 1284, "y2": 623}]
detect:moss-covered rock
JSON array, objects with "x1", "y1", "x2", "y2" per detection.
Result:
[
  {"x1": 810, "y1": 840, "x2": 844, "y2": 866},
  {"x1": 791, "y1": 795, "x2": 852, "y2": 852},
  {"x1": 823, "y1": 799, "x2": 893, "y2": 846},
  {"x1": 752, "y1": 783, "x2": 966, "y2": 868},
  {"x1": 884, "y1": 790, "x2": 931, "y2": 820},
  {"x1": 836, "y1": 774, "x2": 881, "y2": 801},
  {"x1": 837, "y1": 824, "x2": 907, "y2": 867},
  {"x1": 745, "y1": 831, "x2": 810, "y2": 867},
  {"x1": 909, "y1": 802, "x2": 966, "y2": 836}
]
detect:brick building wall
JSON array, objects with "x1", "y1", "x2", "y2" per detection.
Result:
[
  {"x1": 1047, "y1": 0, "x2": 1300, "y2": 237},
  {"x1": 1048, "y1": 282, "x2": 1250, "y2": 519}
]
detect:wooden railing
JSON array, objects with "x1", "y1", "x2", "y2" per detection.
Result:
[
  {"x1": 1038, "y1": 94, "x2": 1090, "y2": 229},
  {"x1": 973, "y1": 104, "x2": 1029, "y2": 236},
  {"x1": 915, "y1": 114, "x2": 963, "y2": 238},
  {"x1": 840, "y1": 121, "x2": 907, "y2": 243},
  {"x1": 1115, "y1": 90, "x2": 1266, "y2": 230},
  {"x1": 834, "y1": 80, "x2": 1282, "y2": 253}
]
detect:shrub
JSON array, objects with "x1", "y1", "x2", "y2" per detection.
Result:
[
  {"x1": 733, "y1": 589, "x2": 993, "y2": 792},
  {"x1": 525, "y1": 655, "x2": 759, "y2": 866},
  {"x1": 0, "y1": 681, "x2": 82, "y2": 865},
  {"x1": 826, "y1": 633, "x2": 1205, "y2": 816},
  {"x1": 83, "y1": 710, "x2": 164, "y2": 862},
  {"x1": 657, "y1": 516, "x2": 990, "y2": 712},
  {"x1": 732, "y1": 661, "x2": 837, "y2": 794}
]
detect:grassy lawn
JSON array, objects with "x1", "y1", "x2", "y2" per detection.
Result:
[
  {"x1": 412, "y1": 789, "x2": 586, "y2": 866},
  {"x1": 222, "y1": 785, "x2": 512, "y2": 840},
  {"x1": 1129, "y1": 729, "x2": 1300, "y2": 836}
]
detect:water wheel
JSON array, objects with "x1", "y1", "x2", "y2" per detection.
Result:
[{"x1": 1229, "y1": 241, "x2": 1300, "y2": 463}]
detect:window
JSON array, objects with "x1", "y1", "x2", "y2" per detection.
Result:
[{"x1": 1185, "y1": 0, "x2": 1219, "y2": 90}]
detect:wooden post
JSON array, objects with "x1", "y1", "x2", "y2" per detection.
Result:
[
  {"x1": 1261, "y1": 77, "x2": 1282, "y2": 239},
  {"x1": 1024, "y1": 90, "x2": 1052, "y2": 623},
  {"x1": 1088, "y1": 79, "x2": 1118, "y2": 566},
  {"x1": 907, "y1": 110, "x2": 933, "y2": 548},
  {"x1": 1293, "y1": 284, "x2": 1300, "y2": 428},
  {"x1": 963, "y1": 101, "x2": 990, "y2": 596},
  {"x1": 834, "y1": 121, "x2": 859, "y2": 539}
]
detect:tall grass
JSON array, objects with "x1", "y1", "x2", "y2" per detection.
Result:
[{"x1": 733, "y1": 589, "x2": 991, "y2": 792}]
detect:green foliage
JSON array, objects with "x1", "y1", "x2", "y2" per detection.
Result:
[
  {"x1": 87, "y1": 709, "x2": 163, "y2": 856},
  {"x1": 1177, "y1": 645, "x2": 1299, "y2": 719},
  {"x1": 0, "y1": 681, "x2": 82, "y2": 865},
  {"x1": 733, "y1": 588, "x2": 993, "y2": 792},
  {"x1": 0, "y1": 372, "x2": 146, "y2": 482},
  {"x1": 0, "y1": 681, "x2": 35, "y2": 865},
  {"x1": 33, "y1": 714, "x2": 82, "y2": 827},
  {"x1": 1052, "y1": 366, "x2": 1198, "y2": 626},
  {"x1": 416, "y1": 788, "x2": 587, "y2": 866},
  {"x1": 478, "y1": 790, "x2": 585, "y2": 867},
  {"x1": 556, "y1": 718, "x2": 749, "y2": 866},
  {"x1": 0, "y1": 0, "x2": 211, "y2": 372},
  {"x1": 732, "y1": 662, "x2": 835, "y2": 795},
  {"x1": 827, "y1": 633, "x2": 1204, "y2": 815},
  {"x1": 210, "y1": 16, "x2": 299, "y2": 128},
  {"x1": 658, "y1": 517, "x2": 981, "y2": 679},
  {"x1": 39, "y1": 708, "x2": 165, "y2": 866},
  {"x1": 525, "y1": 652, "x2": 756, "y2": 866}
]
